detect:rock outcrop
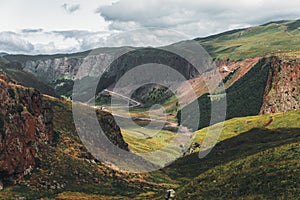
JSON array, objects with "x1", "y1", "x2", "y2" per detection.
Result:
[
  {"x1": 19, "y1": 47, "x2": 204, "y2": 99},
  {"x1": 260, "y1": 56, "x2": 300, "y2": 114},
  {"x1": 0, "y1": 74, "x2": 53, "y2": 183},
  {"x1": 22, "y1": 48, "x2": 201, "y2": 83}
]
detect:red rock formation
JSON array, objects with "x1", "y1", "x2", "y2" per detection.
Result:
[
  {"x1": 260, "y1": 56, "x2": 300, "y2": 114},
  {"x1": 0, "y1": 74, "x2": 53, "y2": 182}
]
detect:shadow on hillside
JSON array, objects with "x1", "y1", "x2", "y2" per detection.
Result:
[{"x1": 161, "y1": 128, "x2": 300, "y2": 180}]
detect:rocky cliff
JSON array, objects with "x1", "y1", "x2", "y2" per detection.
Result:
[
  {"x1": 178, "y1": 55, "x2": 300, "y2": 130},
  {"x1": 6, "y1": 47, "x2": 204, "y2": 99},
  {"x1": 260, "y1": 56, "x2": 300, "y2": 114},
  {"x1": 0, "y1": 72, "x2": 130, "y2": 191},
  {"x1": 21, "y1": 48, "x2": 201, "y2": 82},
  {"x1": 0, "y1": 74, "x2": 53, "y2": 183}
]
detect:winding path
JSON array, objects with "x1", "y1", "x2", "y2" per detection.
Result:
[{"x1": 86, "y1": 89, "x2": 141, "y2": 108}]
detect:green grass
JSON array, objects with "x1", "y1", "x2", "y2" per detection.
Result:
[
  {"x1": 122, "y1": 129, "x2": 176, "y2": 153},
  {"x1": 0, "y1": 66, "x2": 57, "y2": 97},
  {"x1": 177, "y1": 141, "x2": 300, "y2": 199},
  {"x1": 150, "y1": 127, "x2": 300, "y2": 199},
  {"x1": 197, "y1": 19, "x2": 300, "y2": 60},
  {"x1": 146, "y1": 110, "x2": 300, "y2": 199},
  {"x1": 0, "y1": 101, "x2": 299, "y2": 199},
  {"x1": 193, "y1": 109, "x2": 300, "y2": 144}
]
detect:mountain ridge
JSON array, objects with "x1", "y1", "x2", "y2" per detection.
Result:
[{"x1": 0, "y1": 18, "x2": 299, "y2": 199}]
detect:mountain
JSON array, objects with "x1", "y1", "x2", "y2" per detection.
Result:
[
  {"x1": 0, "y1": 65, "x2": 57, "y2": 97},
  {"x1": 2, "y1": 19, "x2": 300, "y2": 106},
  {"x1": 3, "y1": 47, "x2": 202, "y2": 100},
  {"x1": 178, "y1": 128, "x2": 299, "y2": 199},
  {"x1": 0, "y1": 74, "x2": 148, "y2": 199},
  {"x1": 151, "y1": 110, "x2": 299, "y2": 199},
  {"x1": 196, "y1": 19, "x2": 300, "y2": 60},
  {"x1": 0, "y1": 19, "x2": 299, "y2": 199},
  {"x1": 0, "y1": 74, "x2": 53, "y2": 183},
  {"x1": 178, "y1": 55, "x2": 300, "y2": 130}
]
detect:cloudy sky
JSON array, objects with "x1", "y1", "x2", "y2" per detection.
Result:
[{"x1": 1, "y1": 0, "x2": 300, "y2": 54}]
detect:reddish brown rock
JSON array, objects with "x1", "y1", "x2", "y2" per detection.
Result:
[
  {"x1": 0, "y1": 74, "x2": 53, "y2": 182},
  {"x1": 260, "y1": 57, "x2": 300, "y2": 114}
]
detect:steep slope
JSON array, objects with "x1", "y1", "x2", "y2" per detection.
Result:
[
  {"x1": 178, "y1": 56, "x2": 300, "y2": 130},
  {"x1": 149, "y1": 110, "x2": 300, "y2": 199},
  {"x1": 0, "y1": 65, "x2": 57, "y2": 97},
  {"x1": 260, "y1": 56, "x2": 300, "y2": 114},
  {"x1": 172, "y1": 57, "x2": 261, "y2": 106},
  {"x1": 196, "y1": 19, "x2": 300, "y2": 60},
  {"x1": 0, "y1": 74, "x2": 53, "y2": 183},
  {"x1": 0, "y1": 73, "x2": 164, "y2": 199},
  {"x1": 4, "y1": 47, "x2": 202, "y2": 100},
  {"x1": 177, "y1": 138, "x2": 300, "y2": 199}
]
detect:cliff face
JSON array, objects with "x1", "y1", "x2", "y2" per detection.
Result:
[
  {"x1": 0, "y1": 74, "x2": 53, "y2": 182},
  {"x1": 0, "y1": 72, "x2": 130, "y2": 185},
  {"x1": 22, "y1": 48, "x2": 201, "y2": 83},
  {"x1": 178, "y1": 56, "x2": 300, "y2": 130},
  {"x1": 23, "y1": 56, "x2": 108, "y2": 82},
  {"x1": 96, "y1": 110, "x2": 129, "y2": 151},
  {"x1": 213, "y1": 56, "x2": 299, "y2": 115},
  {"x1": 21, "y1": 48, "x2": 203, "y2": 99},
  {"x1": 260, "y1": 56, "x2": 300, "y2": 114}
]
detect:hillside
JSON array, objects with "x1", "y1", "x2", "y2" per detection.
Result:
[
  {"x1": 196, "y1": 19, "x2": 300, "y2": 60},
  {"x1": 177, "y1": 136, "x2": 299, "y2": 199},
  {"x1": 151, "y1": 110, "x2": 300, "y2": 199},
  {"x1": 0, "y1": 73, "x2": 168, "y2": 199},
  {"x1": 3, "y1": 47, "x2": 202, "y2": 100},
  {"x1": 1, "y1": 20, "x2": 299, "y2": 118},
  {"x1": 0, "y1": 74, "x2": 53, "y2": 184},
  {"x1": 1, "y1": 102, "x2": 295, "y2": 199},
  {"x1": 0, "y1": 19, "x2": 299, "y2": 199},
  {"x1": 178, "y1": 55, "x2": 299, "y2": 130},
  {"x1": 1, "y1": 67, "x2": 298, "y2": 199},
  {"x1": 0, "y1": 65, "x2": 57, "y2": 97}
]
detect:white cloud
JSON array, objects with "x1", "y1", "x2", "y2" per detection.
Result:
[
  {"x1": 97, "y1": 0, "x2": 300, "y2": 37},
  {"x1": 62, "y1": 3, "x2": 81, "y2": 14},
  {"x1": 0, "y1": 30, "x2": 114, "y2": 54},
  {"x1": 103, "y1": 28, "x2": 188, "y2": 47},
  {"x1": 0, "y1": 0, "x2": 114, "y2": 32},
  {"x1": 1, "y1": 0, "x2": 300, "y2": 54},
  {"x1": 0, "y1": 27, "x2": 192, "y2": 54},
  {"x1": 0, "y1": 32, "x2": 34, "y2": 53}
]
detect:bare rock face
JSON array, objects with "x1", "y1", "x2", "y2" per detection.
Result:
[
  {"x1": 21, "y1": 48, "x2": 203, "y2": 99},
  {"x1": 0, "y1": 74, "x2": 53, "y2": 182},
  {"x1": 97, "y1": 111, "x2": 129, "y2": 151},
  {"x1": 23, "y1": 54, "x2": 114, "y2": 83},
  {"x1": 260, "y1": 57, "x2": 300, "y2": 114},
  {"x1": 22, "y1": 48, "x2": 200, "y2": 83}
]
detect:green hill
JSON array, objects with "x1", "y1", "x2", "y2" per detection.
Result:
[
  {"x1": 196, "y1": 19, "x2": 300, "y2": 60},
  {"x1": 0, "y1": 66, "x2": 57, "y2": 97},
  {"x1": 0, "y1": 19, "x2": 299, "y2": 200},
  {"x1": 177, "y1": 55, "x2": 299, "y2": 131},
  {"x1": 150, "y1": 110, "x2": 300, "y2": 199},
  {"x1": 177, "y1": 137, "x2": 299, "y2": 199}
]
